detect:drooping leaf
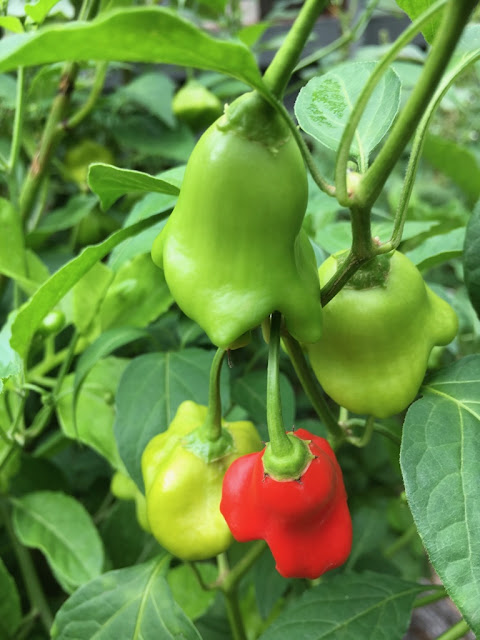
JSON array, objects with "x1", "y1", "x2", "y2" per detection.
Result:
[
  {"x1": 464, "y1": 202, "x2": 480, "y2": 319},
  {"x1": 114, "y1": 348, "x2": 230, "y2": 489},
  {"x1": 25, "y1": 0, "x2": 63, "y2": 23},
  {"x1": 295, "y1": 61, "x2": 401, "y2": 168},
  {"x1": 88, "y1": 163, "x2": 180, "y2": 212},
  {"x1": 405, "y1": 227, "x2": 465, "y2": 271},
  {"x1": 51, "y1": 555, "x2": 202, "y2": 640},
  {"x1": 12, "y1": 491, "x2": 104, "y2": 593},
  {"x1": 10, "y1": 212, "x2": 165, "y2": 359},
  {"x1": 395, "y1": 0, "x2": 445, "y2": 45},
  {"x1": 423, "y1": 134, "x2": 480, "y2": 206},
  {"x1": 259, "y1": 571, "x2": 424, "y2": 640},
  {"x1": 0, "y1": 16, "x2": 24, "y2": 33},
  {"x1": 401, "y1": 356, "x2": 480, "y2": 635},
  {"x1": 0, "y1": 557, "x2": 21, "y2": 639},
  {"x1": 0, "y1": 7, "x2": 264, "y2": 92}
]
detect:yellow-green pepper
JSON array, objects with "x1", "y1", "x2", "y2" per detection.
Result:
[{"x1": 141, "y1": 400, "x2": 263, "y2": 561}]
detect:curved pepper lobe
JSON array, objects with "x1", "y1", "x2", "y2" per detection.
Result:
[
  {"x1": 151, "y1": 91, "x2": 323, "y2": 349},
  {"x1": 220, "y1": 429, "x2": 352, "y2": 579}
]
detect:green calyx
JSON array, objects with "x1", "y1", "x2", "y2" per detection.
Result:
[
  {"x1": 217, "y1": 91, "x2": 290, "y2": 152},
  {"x1": 182, "y1": 424, "x2": 235, "y2": 464},
  {"x1": 340, "y1": 253, "x2": 392, "y2": 290},
  {"x1": 262, "y1": 433, "x2": 314, "y2": 481}
]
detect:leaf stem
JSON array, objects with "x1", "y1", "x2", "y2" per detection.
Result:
[
  {"x1": 66, "y1": 61, "x2": 108, "y2": 129},
  {"x1": 0, "y1": 500, "x2": 53, "y2": 633},
  {"x1": 222, "y1": 541, "x2": 266, "y2": 593},
  {"x1": 8, "y1": 65, "x2": 26, "y2": 204},
  {"x1": 263, "y1": 0, "x2": 329, "y2": 98},
  {"x1": 355, "y1": 0, "x2": 477, "y2": 210},
  {"x1": 435, "y1": 619, "x2": 471, "y2": 640},
  {"x1": 383, "y1": 523, "x2": 417, "y2": 558},
  {"x1": 282, "y1": 332, "x2": 343, "y2": 445},
  {"x1": 413, "y1": 587, "x2": 447, "y2": 609}
]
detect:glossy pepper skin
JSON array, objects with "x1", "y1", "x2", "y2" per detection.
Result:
[
  {"x1": 220, "y1": 429, "x2": 352, "y2": 579},
  {"x1": 306, "y1": 250, "x2": 458, "y2": 418},
  {"x1": 151, "y1": 91, "x2": 322, "y2": 349},
  {"x1": 142, "y1": 400, "x2": 263, "y2": 561}
]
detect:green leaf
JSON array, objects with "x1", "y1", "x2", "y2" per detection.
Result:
[
  {"x1": 57, "y1": 357, "x2": 128, "y2": 469},
  {"x1": 400, "y1": 355, "x2": 480, "y2": 635},
  {"x1": 0, "y1": 557, "x2": 21, "y2": 639},
  {"x1": 72, "y1": 327, "x2": 151, "y2": 437},
  {"x1": 0, "y1": 7, "x2": 264, "y2": 91},
  {"x1": 405, "y1": 227, "x2": 465, "y2": 271},
  {"x1": 10, "y1": 211, "x2": 165, "y2": 359},
  {"x1": 258, "y1": 571, "x2": 424, "y2": 640},
  {"x1": 114, "y1": 348, "x2": 230, "y2": 489},
  {"x1": 344, "y1": 504, "x2": 389, "y2": 572},
  {"x1": 88, "y1": 163, "x2": 180, "y2": 212},
  {"x1": 464, "y1": 203, "x2": 480, "y2": 318},
  {"x1": 0, "y1": 16, "x2": 24, "y2": 33},
  {"x1": 70, "y1": 260, "x2": 114, "y2": 336},
  {"x1": 0, "y1": 313, "x2": 22, "y2": 390},
  {"x1": 24, "y1": 0, "x2": 62, "y2": 23},
  {"x1": 254, "y1": 550, "x2": 288, "y2": 620},
  {"x1": 51, "y1": 556, "x2": 202, "y2": 640},
  {"x1": 232, "y1": 370, "x2": 295, "y2": 440},
  {"x1": 12, "y1": 491, "x2": 104, "y2": 593},
  {"x1": 395, "y1": 0, "x2": 445, "y2": 45},
  {"x1": 167, "y1": 563, "x2": 217, "y2": 620},
  {"x1": 295, "y1": 61, "x2": 401, "y2": 168},
  {"x1": 423, "y1": 134, "x2": 480, "y2": 206},
  {"x1": 32, "y1": 193, "x2": 97, "y2": 234},
  {"x1": 115, "y1": 71, "x2": 176, "y2": 128}
]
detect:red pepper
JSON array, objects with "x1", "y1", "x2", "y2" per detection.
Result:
[{"x1": 220, "y1": 428, "x2": 352, "y2": 579}]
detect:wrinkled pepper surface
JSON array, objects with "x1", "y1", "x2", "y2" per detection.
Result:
[
  {"x1": 220, "y1": 429, "x2": 352, "y2": 579},
  {"x1": 152, "y1": 91, "x2": 322, "y2": 349},
  {"x1": 142, "y1": 400, "x2": 263, "y2": 561},
  {"x1": 306, "y1": 250, "x2": 458, "y2": 418}
]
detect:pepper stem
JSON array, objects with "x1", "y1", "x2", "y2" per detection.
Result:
[
  {"x1": 204, "y1": 348, "x2": 227, "y2": 442},
  {"x1": 263, "y1": 312, "x2": 313, "y2": 480},
  {"x1": 183, "y1": 349, "x2": 234, "y2": 462}
]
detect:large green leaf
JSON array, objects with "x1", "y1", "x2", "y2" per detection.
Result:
[
  {"x1": 464, "y1": 202, "x2": 480, "y2": 319},
  {"x1": 10, "y1": 212, "x2": 165, "y2": 359},
  {"x1": 295, "y1": 61, "x2": 401, "y2": 169},
  {"x1": 12, "y1": 491, "x2": 104, "y2": 593},
  {"x1": 51, "y1": 556, "x2": 202, "y2": 640},
  {"x1": 0, "y1": 557, "x2": 21, "y2": 639},
  {"x1": 401, "y1": 355, "x2": 480, "y2": 635},
  {"x1": 114, "y1": 348, "x2": 230, "y2": 489},
  {"x1": 259, "y1": 572, "x2": 424, "y2": 640},
  {"x1": 0, "y1": 7, "x2": 264, "y2": 91}
]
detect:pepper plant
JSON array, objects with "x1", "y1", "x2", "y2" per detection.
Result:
[{"x1": 0, "y1": 0, "x2": 480, "y2": 639}]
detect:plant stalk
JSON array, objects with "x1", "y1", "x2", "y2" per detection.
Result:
[{"x1": 263, "y1": 0, "x2": 329, "y2": 98}]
